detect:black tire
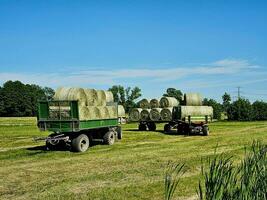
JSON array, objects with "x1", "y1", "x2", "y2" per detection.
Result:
[
  {"x1": 203, "y1": 126, "x2": 209, "y2": 136},
  {"x1": 71, "y1": 134, "x2": 90, "y2": 152},
  {"x1": 103, "y1": 131, "x2": 115, "y2": 145},
  {"x1": 148, "y1": 122, "x2": 156, "y2": 131},
  {"x1": 117, "y1": 127, "x2": 122, "y2": 140},
  {"x1": 164, "y1": 124, "x2": 171, "y2": 133},
  {"x1": 177, "y1": 124, "x2": 183, "y2": 134},
  {"x1": 139, "y1": 123, "x2": 147, "y2": 131}
]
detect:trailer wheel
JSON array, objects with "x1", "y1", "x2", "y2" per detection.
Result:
[
  {"x1": 148, "y1": 122, "x2": 156, "y2": 131},
  {"x1": 139, "y1": 123, "x2": 147, "y2": 131},
  {"x1": 203, "y1": 126, "x2": 209, "y2": 136},
  {"x1": 164, "y1": 124, "x2": 171, "y2": 133},
  {"x1": 103, "y1": 131, "x2": 115, "y2": 145},
  {"x1": 71, "y1": 134, "x2": 90, "y2": 152},
  {"x1": 117, "y1": 127, "x2": 122, "y2": 140}
]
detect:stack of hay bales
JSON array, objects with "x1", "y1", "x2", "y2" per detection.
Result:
[
  {"x1": 129, "y1": 96, "x2": 179, "y2": 122},
  {"x1": 53, "y1": 87, "x2": 119, "y2": 120},
  {"x1": 128, "y1": 93, "x2": 213, "y2": 122}
]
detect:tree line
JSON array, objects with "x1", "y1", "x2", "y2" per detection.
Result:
[{"x1": 0, "y1": 80, "x2": 267, "y2": 121}]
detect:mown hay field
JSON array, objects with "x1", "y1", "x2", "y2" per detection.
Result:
[{"x1": 0, "y1": 117, "x2": 266, "y2": 200}]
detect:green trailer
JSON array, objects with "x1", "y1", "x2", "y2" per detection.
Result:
[
  {"x1": 37, "y1": 100, "x2": 122, "y2": 152},
  {"x1": 136, "y1": 106, "x2": 212, "y2": 136}
]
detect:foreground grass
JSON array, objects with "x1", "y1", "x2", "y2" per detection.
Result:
[{"x1": 0, "y1": 118, "x2": 266, "y2": 200}]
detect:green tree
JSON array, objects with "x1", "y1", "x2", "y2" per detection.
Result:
[
  {"x1": 43, "y1": 87, "x2": 55, "y2": 100},
  {"x1": 222, "y1": 92, "x2": 231, "y2": 112},
  {"x1": 163, "y1": 88, "x2": 183, "y2": 102},
  {"x1": 228, "y1": 98, "x2": 252, "y2": 121},
  {"x1": 109, "y1": 85, "x2": 141, "y2": 112},
  {"x1": 0, "y1": 80, "x2": 55, "y2": 117},
  {"x1": 203, "y1": 98, "x2": 223, "y2": 120},
  {"x1": 252, "y1": 101, "x2": 267, "y2": 120}
]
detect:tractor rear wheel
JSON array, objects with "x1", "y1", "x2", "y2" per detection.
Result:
[
  {"x1": 103, "y1": 131, "x2": 115, "y2": 145},
  {"x1": 71, "y1": 134, "x2": 90, "y2": 152}
]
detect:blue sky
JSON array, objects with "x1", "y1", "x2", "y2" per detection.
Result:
[{"x1": 0, "y1": 0, "x2": 267, "y2": 102}]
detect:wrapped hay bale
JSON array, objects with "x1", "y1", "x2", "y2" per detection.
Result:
[
  {"x1": 177, "y1": 106, "x2": 213, "y2": 119},
  {"x1": 160, "y1": 97, "x2": 179, "y2": 108},
  {"x1": 140, "y1": 109, "x2": 151, "y2": 121},
  {"x1": 84, "y1": 88, "x2": 98, "y2": 106},
  {"x1": 184, "y1": 93, "x2": 203, "y2": 106},
  {"x1": 118, "y1": 105, "x2": 126, "y2": 117},
  {"x1": 150, "y1": 108, "x2": 162, "y2": 121},
  {"x1": 150, "y1": 99, "x2": 160, "y2": 108},
  {"x1": 138, "y1": 99, "x2": 150, "y2": 109},
  {"x1": 160, "y1": 107, "x2": 173, "y2": 121},
  {"x1": 129, "y1": 108, "x2": 142, "y2": 121},
  {"x1": 107, "y1": 106, "x2": 117, "y2": 118}
]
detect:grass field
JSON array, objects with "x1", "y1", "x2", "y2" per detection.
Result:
[{"x1": 0, "y1": 117, "x2": 266, "y2": 200}]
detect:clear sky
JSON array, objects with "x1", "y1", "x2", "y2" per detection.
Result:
[{"x1": 0, "y1": 0, "x2": 267, "y2": 102}]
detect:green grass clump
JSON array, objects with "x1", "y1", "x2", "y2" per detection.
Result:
[
  {"x1": 198, "y1": 141, "x2": 267, "y2": 200},
  {"x1": 164, "y1": 162, "x2": 186, "y2": 200}
]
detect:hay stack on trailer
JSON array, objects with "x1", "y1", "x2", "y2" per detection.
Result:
[
  {"x1": 129, "y1": 108, "x2": 142, "y2": 121},
  {"x1": 184, "y1": 93, "x2": 203, "y2": 106},
  {"x1": 140, "y1": 109, "x2": 151, "y2": 121},
  {"x1": 53, "y1": 87, "x2": 117, "y2": 120},
  {"x1": 138, "y1": 99, "x2": 150, "y2": 109},
  {"x1": 150, "y1": 108, "x2": 162, "y2": 121},
  {"x1": 160, "y1": 97, "x2": 179, "y2": 108}
]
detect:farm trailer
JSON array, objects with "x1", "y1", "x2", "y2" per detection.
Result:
[
  {"x1": 136, "y1": 107, "x2": 212, "y2": 136},
  {"x1": 37, "y1": 100, "x2": 122, "y2": 152}
]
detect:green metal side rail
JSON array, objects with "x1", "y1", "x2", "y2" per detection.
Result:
[{"x1": 37, "y1": 100, "x2": 118, "y2": 133}]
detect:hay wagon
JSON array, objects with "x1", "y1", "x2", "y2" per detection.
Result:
[
  {"x1": 37, "y1": 100, "x2": 122, "y2": 152},
  {"x1": 136, "y1": 106, "x2": 212, "y2": 136}
]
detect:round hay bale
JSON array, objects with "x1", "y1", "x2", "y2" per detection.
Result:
[
  {"x1": 150, "y1": 99, "x2": 160, "y2": 108},
  {"x1": 184, "y1": 93, "x2": 203, "y2": 106},
  {"x1": 84, "y1": 88, "x2": 98, "y2": 106},
  {"x1": 138, "y1": 99, "x2": 150, "y2": 109},
  {"x1": 104, "y1": 91, "x2": 114, "y2": 103},
  {"x1": 179, "y1": 106, "x2": 213, "y2": 118},
  {"x1": 160, "y1": 97, "x2": 179, "y2": 108},
  {"x1": 160, "y1": 107, "x2": 173, "y2": 121},
  {"x1": 97, "y1": 106, "x2": 109, "y2": 119},
  {"x1": 78, "y1": 106, "x2": 90, "y2": 120},
  {"x1": 96, "y1": 90, "x2": 107, "y2": 106},
  {"x1": 87, "y1": 106, "x2": 101, "y2": 120},
  {"x1": 129, "y1": 108, "x2": 142, "y2": 121},
  {"x1": 140, "y1": 109, "x2": 151, "y2": 121},
  {"x1": 53, "y1": 87, "x2": 71, "y2": 100},
  {"x1": 67, "y1": 88, "x2": 87, "y2": 106},
  {"x1": 118, "y1": 105, "x2": 126, "y2": 117},
  {"x1": 150, "y1": 108, "x2": 162, "y2": 121},
  {"x1": 107, "y1": 106, "x2": 117, "y2": 119}
]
